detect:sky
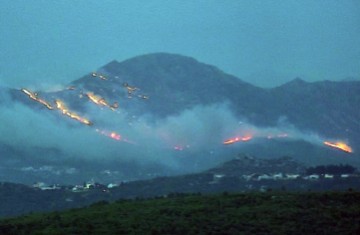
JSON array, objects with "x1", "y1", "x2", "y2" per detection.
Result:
[{"x1": 1, "y1": 0, "x2": 359, "y2": 88}]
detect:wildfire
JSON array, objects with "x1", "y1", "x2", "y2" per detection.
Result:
[
  {"x1": 95, "y1": 129, "x2": 135, "y2": 144},
  {"x1": 96, "y1": 129, "x2": 121, "y2": 141},
  {"x1": 55, "y1": 99, "x2": 92, "y2": 125},
  {"x1": 223, "y1": 135, "x2": 252, "y2": 145},
  {"x1": 21, "y1": 88, "x2": 54, "y2": 110},
  {"x1": 324, "y1": 141, "x2": 353, "y2": 153},
  {"x1": 85, "y1": 92, "x2": 118, "y2": 110}
]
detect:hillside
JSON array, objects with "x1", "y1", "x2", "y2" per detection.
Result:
[
  {"x1": 10, "y1": 53, "x2": 360, "y2": 138},
  {"x1": 1, "y1": 53, "x2": 359, "y2": 184},
  {"x1": 1, "y1": 156, "x2": 359, "y2": 218},
  {"x1": 1, "y1": 192, "x2": 359, "y2": 235},
  {"x1": 68, "y1": 53, "x2": 266, "y2": 117}
]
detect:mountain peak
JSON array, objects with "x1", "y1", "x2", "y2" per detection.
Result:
[
  {"x1": 287, "y1": 77, "x2": 307, "y2": 85},
  {"x1": 121, "y1": 52, "x2": 200, "y2": 64},
  {"x1": 276, "y1": 77, "x2": 307, "y2": 89},
  {"x1": 86, "y1": 52, "x2": 260, "y2": 117},
  {"x1": 101, "y1": 52, "x2": 220, "y2": 77}
]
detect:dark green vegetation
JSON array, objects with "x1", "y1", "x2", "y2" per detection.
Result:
[
  {"x1": 0, "y1": 192, "x2": 359, "y2": 235},
  {"x1": 306, "y1": 164, "x2": 356, "y2": 175}
]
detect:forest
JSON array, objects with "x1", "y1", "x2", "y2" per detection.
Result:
[{"x1": 0, "y1": 191, "x2": 359, "y2": 235}]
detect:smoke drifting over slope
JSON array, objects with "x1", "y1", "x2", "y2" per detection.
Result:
[
  {"x1": 1, "y1": 91, "x2": 345, "y2": 167},
  {"x1": 1, "y1": 53, "x2": 359, "y2": 184}
]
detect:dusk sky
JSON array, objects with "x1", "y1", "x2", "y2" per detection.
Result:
[{"x1": 1, "y1": 0, "x2": 359, "y2": 89}]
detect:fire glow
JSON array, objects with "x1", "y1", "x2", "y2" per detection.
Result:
[
  {"x1": 96, "y1": 129, "x2": 135, "y2": 144},
  {"x1": 324, "y1": 141, "x2": 353, "y2": 153},
  {"x1": 21, "y1": 88, "x2": 54, "y2": 110},
  {"x1": 223, "y1": 135, "x2": 253, "y2": 145},
  {"x1": 96, "y1": 129, "x2": 121, "y2": 141},
  {"x1": 86, "y1": 92, "x2": 118, "y2": 110},
  {"x1": 55, "y1": 99, "x2": 92, "y2": 125}
]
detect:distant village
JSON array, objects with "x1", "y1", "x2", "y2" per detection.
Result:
[{"x1": 32, "y1": 171, "x2": 359, "y2": 193}]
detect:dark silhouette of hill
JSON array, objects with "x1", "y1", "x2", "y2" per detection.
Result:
[
  {"x1": 270, "y1": 78, "x2": 360, "y2": 142},
  {"x1": 1, "y1": 155, "x2": 359, "y2": 218},
  {"x1": 1, "y1": 192, "x2": 360, "y2": 234}
]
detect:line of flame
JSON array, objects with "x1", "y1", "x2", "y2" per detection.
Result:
[
  {"x1": 324, "y1": 141, "x2": 352, "y2": 153},
  {"x1": 55, "y1": 99, "x2": 92, "y2": 125},
  {"x1": 21, "y1": 88, "x2": 54, "y2": 110}
]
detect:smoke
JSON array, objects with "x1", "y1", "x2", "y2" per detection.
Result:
[
  {"x1": 0, "y1": 96, "x2": 318, "y2": 155},
  {"x1": 0, "y1": 90, "x2": 350, "y2": 181}
]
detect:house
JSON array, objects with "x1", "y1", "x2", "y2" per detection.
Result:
[
  {"x1": 107, "y1": 183, "x2": 119, "y2": 189},
  {"x1": 286, "y1": 174, "x2": 300, "y2": 180},
  {"x1": 273, "y1": 173, "x2": 284, "y2": 180},
  {"x1": 324, "y1": 174, "x2": 334, "y2": 179},
  {"x1": 33, "y1": 182, "x2": 46, "y2": 189},
  {"x1": 304, "y1": 174, "x2": 320, "y2": 180},
  {"x1": 33, "y1": 182, "x2": 60, "y2": 190},
  {"x1": 72, "y1": 185, "x2": 86, "y2": 192}
]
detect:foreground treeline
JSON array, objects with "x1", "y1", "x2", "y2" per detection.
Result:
[{"x1": 0, "y1": 192, "x2": 359, "y2": 235}]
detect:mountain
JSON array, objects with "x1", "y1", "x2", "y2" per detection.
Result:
[
  {"x1": 6, "y1": 53, "x2": 360, "y2": 140},
  {"x1": 270, "y1": 78, "x2": 360, "y2": 142},
  {"x1": 67, "y1": 53, "x2": 360, "y2": 141},
  {"x1": 1, "y1": 53, "x2": 360, "y2": 184},
  {"x1": 68, "y1": 53, "x2": 266, "y2": 117}
]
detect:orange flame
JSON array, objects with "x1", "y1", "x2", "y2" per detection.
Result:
[
  {"x1": 96, "y1": 129, "x2": 121, "y2": 141},
  {"x1": 21, "y1": 88, "x2": 53, "y2": 110},
  {"x1": 86, "y1": 92, "x2": 109, "y2": 106},
  {"x1": 55, "y1": 99, "x2": 92, "y2": 125},
  {"x1": 223, "y1": 135, "x2": 252, "y2": 145},
  {"x1": 324, "y1": 141, "x2": 353, "y2": 153},
  {"x1": 86, "y1": 92, "x2": 117, "y2": 110},
  {"x1": 95, "y1": 129, "x2": 135, "y2": 144}
]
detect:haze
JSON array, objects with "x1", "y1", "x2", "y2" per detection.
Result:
[{"x1": 1, "y1": 0, "x2": 359, "y2": 89}]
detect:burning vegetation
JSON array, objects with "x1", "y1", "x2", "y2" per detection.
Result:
[
  {"x1": 19, "y1": 74, "x2": 149, "y2": 145},
  {"x1": 223, "y1": 135, "x2": 253, "y2": 145},
  {"x1": 223, "y1": 132, "x2": 353, "y2": 154},
  {"x1": 55, "y1": 99, "x2": 92, "y2": 126},
  {"x1": 323, "y1": 141, "x2": 353, "y2": 153},
  {"x1": 19, "y1": 74, "x2": 355, "y2": 156},
  {"x1": 21, "y1": 88, "x2": 54, "y2": 110},
  {"x1": 96, "y1": 129, "x2": 121, "y2": 141},
  {"x1": 85, "y1": 92, "x2": 119, "y2": 111}
]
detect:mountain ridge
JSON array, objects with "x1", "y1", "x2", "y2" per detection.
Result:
[
  {"x1": 3, "y1": 52, "x2": 360, "y2": 147},
  {"x1": 1, "y1": 53, "x2": 360, "y2": 184}
]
